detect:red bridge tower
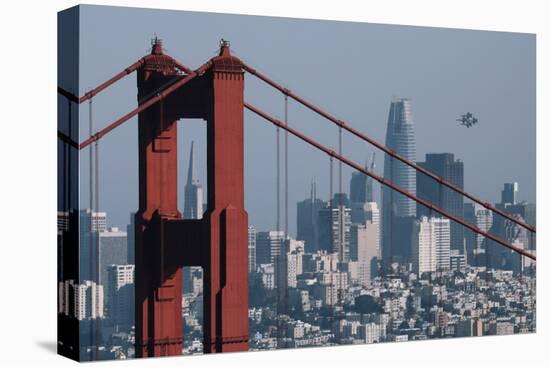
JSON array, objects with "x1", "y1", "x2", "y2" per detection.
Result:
[{"x1": 134, "y1": 39, "x2": 249, "y2": 357}]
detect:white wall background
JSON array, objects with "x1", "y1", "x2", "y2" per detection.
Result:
[{"x1": 0, "y1": 1, "x2": 547, "y2": 366}]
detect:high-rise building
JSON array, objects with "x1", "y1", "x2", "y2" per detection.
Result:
[
  {"x1": 350, "y1": 202, "x2": 380, "y2": 285},
  {"x1": 382, "y1": 98, "x2": 417, "y2": 264},
  {"x1": 488, "y1": 183, "x2": 533, "y2": 273},
  {"x1": 79, "y1": 209, "x2": 107, "y2": 282},
  {"x1": 432, "y1": 217, "x2": 451, "y2": 271},
  {"x1": 318, "y1": 201, "x2": 351, "y2": 262},
  {"x1": 501, "y1": 182, "x2": 519, "y2": 205},
  {"x1": 98, "y1": 227, "x2": 128, "y2": 305},
  {"x1": 449, "y1": 250, "x2": 466, "y2": 272},
  {"x1": 248, "y1": 225, "x2": 257, "y2": 273},
  {"x1": 296, "y1": 180, "x2": 326, "y2": 253},
  {"x1": 183, "y1": 141, "x2": 204, "y2": 219},
  {"x1": 350, "y1": 152, "x2": 376, "y2": 206},
  {"x1": 73, "y1": 280, "x2": 104, "y2": 321},
  {"x1": 412, "y1": 217, "x2": 437, "y2": 275},
  {"x1": 417, "y1": 153, "x2": 464, "y2": 252},
  {"x1": 276, "y1": 239, "x2": 304, "y2": 294},
  {"x1": 80, "y1": 209, "x2": 107, "y2": 232},
  {"x1": 464, "y1": 203, "x2": 493, "y2": 265},
  {"x1": 350, "y1": 215, "x2": 380, "y2": 286},
  {"x1": 256, "y1": 230, "x2": 285, "y2": 265},
  {"x1": 106, "y1": 264, "x2": 134, "y2": 331}
]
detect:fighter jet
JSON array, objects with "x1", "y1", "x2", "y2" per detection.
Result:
[{"x1": 456, "y1": 112, "x2": 478, "y2": 128}]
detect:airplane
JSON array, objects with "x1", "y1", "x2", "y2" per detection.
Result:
[{"x1": 456, "y1": 112, "x2": 479, "y2": 128}]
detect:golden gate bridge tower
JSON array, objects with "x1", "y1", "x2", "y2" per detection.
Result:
[{"x1": 134, "y1": 38, "x2": 248, "y2": 356}]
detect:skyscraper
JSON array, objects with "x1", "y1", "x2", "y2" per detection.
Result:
[
  {"x1": 350, "y1": 209, "x2": 380, "y2": 285},
  {"x1": 417, "y1": 153, "x2": 464, "y2": 252},
  {"x1": 350, "y1": 152, "x2": 376, "y2": 206},
  {"x1": 73, "y1": 280, "x2": 104, "y2": 321},
  {"x1": 256, "y1": 231, "x2": 285, "y2": 265},
  {"x1": 184, "y1": 141, "x2": 204, "y2": 219},
  {"x1": 501, "y1": 182, "x2": 519, "y2": 205},
  {"x1": 381, "y1": 98, "x2": 417, "y2": 264},
  {"x1": 106, "y1": 264, "x2": 134, "y2": 331},
  {"x1": 412, "y1": 217, "x2": 436, "y2": 276},
  {"x1": 296, "y1": 180, "x2": 326, "y2": 253},
  {"x1": 98, "y1": 227, "x2": 128, "y2": 306},
  {"x1": 464, "y1": 203, "x2": 493, "y2": 265},
  {"x1": 432, "y1": 217, "x2": 451, "y2": 271},
  {"x1": 317, "y1": 202, "x2": 352, "y2": 262},
  {"x1": 79, "y1": 209, "x2": 107, "y2": 282},
  {"x1": 488, "y1": 183, "x2": 532, "y2": 272}
]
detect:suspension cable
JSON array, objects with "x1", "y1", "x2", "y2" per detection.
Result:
[
  {"x1": 241, "y1": 62, "x2": 535, "y2": 234},
  {"x1": 78, "y1": 60, "x2": 213, "y2": 150},
  {"x1": 244, "y1": 101, "x2": 535, "y2": 261}
]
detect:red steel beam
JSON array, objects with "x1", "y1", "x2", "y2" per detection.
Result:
[
  {"x1": 79, "y1": 58, "x2": 146, "y2": 103},
  {"x1": 79, "y1": 60, "x2": 213, "y2": 150},
  {"x1": 244, "y1": 101, "x2": 536, "y2": 261},
  {"x1": 57, "y1": 58, "x2": 145, "y2": 104},
  {"x1": 242, "y1": 62, "x2": 536, "y2": 234},
  {"x1": 59, "y1": 56, "x2": 192, "y2": 104}
]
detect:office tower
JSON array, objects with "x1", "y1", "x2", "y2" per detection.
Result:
[
  {"x1": 449, "y1": 250, "x2": 466, "y2": 272},
  {"x1": 317, "y1": 202, "x2": 352, "y2": 262},
  {"x1": 248, "y1": 225, "x2": 257, "y2": 273},
  {"x1": 256, "y1": 230, "x2": 285, "y2": 265},
  {"x1": 432, "y1": 217, "x2": 451, "y2": 271},
  {"x1": 350, "y1": 202, "x2": 380, "y2": 283},
  {"x1": 98, "y1": 227, "x2": 128, "y2": 305},
  {"x1": 464, "y1": 203, "x2": 493, "y2": 265},
  {"x1": 106, "y1": 264, "x2": 134, "y2": 331},
  {"x1": 296, "y1": 180, "x2": 326, "y2": 253},
  {"x1": 351, "y1": 197, "x2": 381, "y2": 227},
  {"x1": 350, "y1": 222, "x2": 379, "y2": 286},
  {"x1": 350, "y1": 152, "x2": 376, "y2": 205},
  {"x1": 258, "y1": 263, "x2": 275, "y2": 289},
  {"x1": 489, "y1": 183, "x2": 532, "y2": 272},
  {"x1": 80, "y1": 209, "x2": 107, "y2": 232},
  {"x1": 79, "y1": 209, "x2": 107, "y2": 282},
  {"x1": 412, "y1": 217, "x2": 437, "y2": 275},
  {"x1": 382, "y1": 98, "x2": 417, "y2": 264},
  {"x1": 276, "y1": 239, "x2": 305, "y2": 292},
  {"x1": 416, "y1": 153, "x2": 464, "y2": 252},
  {"x1": 73, "y1": 280, "x2": 104, "y2": 320},
  {"x1": 183, "y1": 141, "x2": 204, "y2": 219},
  {"x1": 501, "y1": 182, "x2": 519, "y2": 205}
]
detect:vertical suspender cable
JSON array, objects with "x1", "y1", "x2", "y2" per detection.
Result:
[
  {"x1": 329, "y1": 155, "x2": 334, "y2": 325},
  {"x1": 389, "y1": 155, "x2": 394, "y2": 273},
  {"x1": 88, "y1": 96, "x2": 98, "y2": 360},
  {"x1": 275, "y1": 114, "x2": 281, "y2": 348},
  {"x1": 283, "y1": 94, "x2": 289, "y2": 339},
  {"x1": 284, "y1": 95, "x2": 289, "y2": 238},
  {"x1": 337, "y1": 126, "x2": 343, "y2": 308}
]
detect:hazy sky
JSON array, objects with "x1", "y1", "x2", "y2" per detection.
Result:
[{"x1": 73, "y1": 5, "x2": 535, "y2": 235}]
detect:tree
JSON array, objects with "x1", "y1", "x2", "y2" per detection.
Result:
[{"x1": 354, "y1": 295, "x2": 381, "y2": 314}]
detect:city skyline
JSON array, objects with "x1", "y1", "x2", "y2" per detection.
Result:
[{"x1": 76, "y1": 5, "x2": 535, "y2": 235}]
